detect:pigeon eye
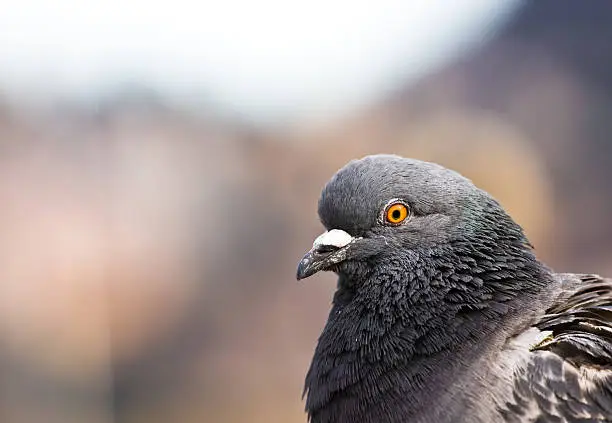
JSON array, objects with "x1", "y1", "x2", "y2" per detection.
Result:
[{"x1": 385, "y1": 202, "x2": 409, "y2": 225}]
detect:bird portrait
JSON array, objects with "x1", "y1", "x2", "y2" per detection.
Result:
[{"x1": 296, "y1": 154, "x2": 612, "y2": 423}]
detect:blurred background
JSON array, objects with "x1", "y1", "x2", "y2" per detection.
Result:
[{"x1": 1, "y1": 1, "x2": 611, "y2": 422}]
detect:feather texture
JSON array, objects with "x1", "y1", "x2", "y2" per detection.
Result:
[{"x1": 501, "y1": 274, "x2": 612, "y2": 422}]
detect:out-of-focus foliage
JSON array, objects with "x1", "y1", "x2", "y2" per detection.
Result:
[{"x1": 1, "y1": 2, "x2": 612, "y2": 423}]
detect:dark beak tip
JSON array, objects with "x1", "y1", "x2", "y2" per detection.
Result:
[
  {"x1": 296, "y1": 250, "x2": 324, "y2": 281},
  {"x1": 296, "y1": 243, "x2": 346, "y2": 281},
  {"x1": 296, "y1": 257, "x2": 312, "y2": 281}
]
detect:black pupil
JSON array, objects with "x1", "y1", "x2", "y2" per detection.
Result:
[{"x1": 391, "y1": 209, "x2": 401, "y2": 220}]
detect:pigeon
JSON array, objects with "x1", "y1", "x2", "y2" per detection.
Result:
[{"x1": 296, "y1": 154, "x2": 612, "y2": 423}]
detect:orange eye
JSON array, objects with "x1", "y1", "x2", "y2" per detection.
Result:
[{"x1": 385, "y1": 202, "x2": 409, "y2": 225}]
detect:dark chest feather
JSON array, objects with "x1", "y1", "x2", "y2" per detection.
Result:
[
  {"x1": 305, "y1": 267, "x2": 612, "y2": 422},
  {"x1": 305, "y1": 242, "x2": 549, "y2": 423}
]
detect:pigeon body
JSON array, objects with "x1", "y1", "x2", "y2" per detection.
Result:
[{"x1": 296, "y1": 155, "x2": 612, "y2": 423}]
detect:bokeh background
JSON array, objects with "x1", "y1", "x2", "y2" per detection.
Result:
[{"x1": 1, "y1": 1, "x2": 612, "y2": 422}]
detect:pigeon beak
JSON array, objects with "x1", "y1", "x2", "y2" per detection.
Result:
[{"x1": 296, "y1": 229, "x2": 355, "y2": 280}]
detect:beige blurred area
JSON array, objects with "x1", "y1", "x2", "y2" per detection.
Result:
[{"x1": 1, "y1": 6, "x2": 612, "y2": 423}]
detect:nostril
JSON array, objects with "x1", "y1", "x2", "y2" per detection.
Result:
[{"x1": 315, "y1": 244, "x2": 340, "y2": 254}]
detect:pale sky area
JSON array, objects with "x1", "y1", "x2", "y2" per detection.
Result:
[{"x1": 0, "y1": 0, "x2": 523, "y2": 124}]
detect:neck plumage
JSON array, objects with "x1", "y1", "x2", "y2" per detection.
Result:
[{"x1": 304, "y1": 235, "x2": 552, "y2": 423}]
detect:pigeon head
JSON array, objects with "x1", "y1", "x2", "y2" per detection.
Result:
[{"x1": 297, "y1": 154, "x2": 527, "y2": 280}]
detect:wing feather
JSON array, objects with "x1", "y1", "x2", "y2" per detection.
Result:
[{"x1": 501, "y1": 275, "x2": 612, "y2": 422}]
